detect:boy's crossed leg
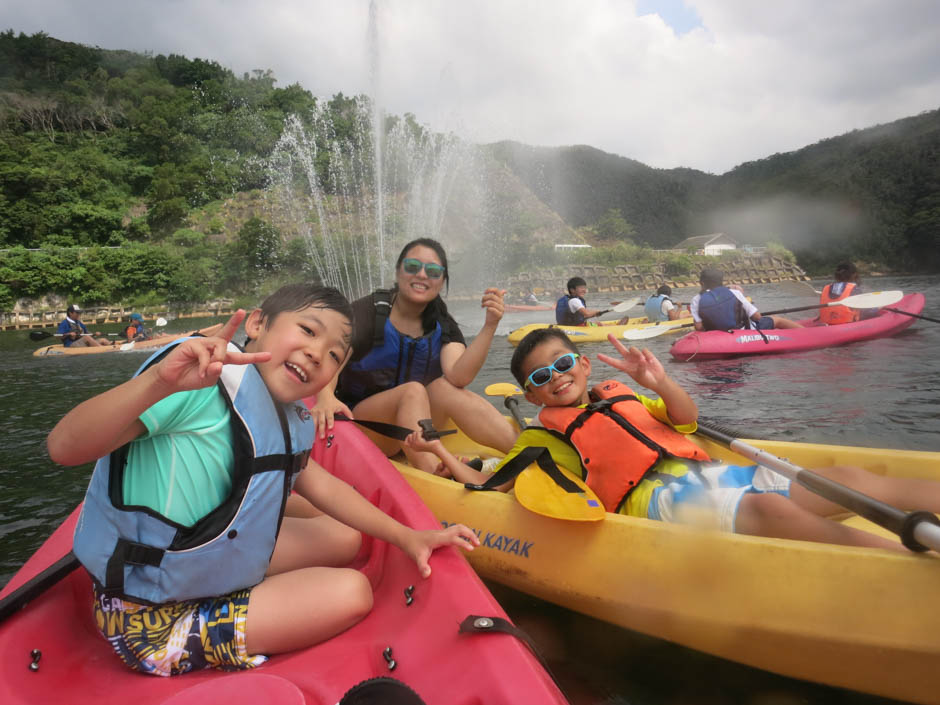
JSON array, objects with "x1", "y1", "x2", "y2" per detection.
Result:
[{"x1": 247, "y1": 514, "x2": 371, "y2": 655}]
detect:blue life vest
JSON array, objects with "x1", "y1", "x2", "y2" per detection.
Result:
[
  {"x1": 555, "y1": 295, "x2": 586, "y2": 325},
  {"x1": 697, "y1": 286, "x2": 748, "y2": 331},
  {"x1": 337, "y1": 291, "x2": 444, "y2": 406},
  {"x1": 644, "y1": 294, "x2": 673, "y2": 322},
  {"x1": 58, "y1": 318, "x2": 87, "y2": 347},
  {"x1": 72, "y1": 339, "x2": 314, "y2": 605}
]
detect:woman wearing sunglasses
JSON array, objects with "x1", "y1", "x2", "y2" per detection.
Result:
[{"x1": 312, "y1": 238, "x2": 517, "y2": 473}]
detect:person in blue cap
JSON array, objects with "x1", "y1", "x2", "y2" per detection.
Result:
[{"x1": 124, "y1": 312, "x2": 152, "y2": 342}]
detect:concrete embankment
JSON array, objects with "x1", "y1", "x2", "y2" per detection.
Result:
[{"x1": 504, "y1": 254, "x2": 808, "y2": 298}]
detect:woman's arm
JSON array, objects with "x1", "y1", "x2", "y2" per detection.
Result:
[{"x1": 441, "y1": 287, "x2": 504, "y2": 388}]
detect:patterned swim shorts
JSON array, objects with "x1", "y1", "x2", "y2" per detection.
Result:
[
  {"x1": 626, "y1": 459, "x2": 791, "y2": 533},
  {"x1": 93, "y1": 588, "x2": 267, "y2": 677}
]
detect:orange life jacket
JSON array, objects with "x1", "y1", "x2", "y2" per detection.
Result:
[
  {"x1": 818, "y1": 282, "x2": 859, "y2": 325},
  {"x1": 537, "y1": 379, "x2": 710, "y2": 512}
]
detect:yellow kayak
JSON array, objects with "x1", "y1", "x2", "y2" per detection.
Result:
[
  {"x1": 507, "y1": 316, "x2": 694, "y2": 345},
  {"x1": 32, "y1": 324, "x2": 223, "y2": 357},
  {"x1": 379, "y1": 423, "x2": 940, "y2": 704}
]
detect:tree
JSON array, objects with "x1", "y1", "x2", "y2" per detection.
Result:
[{"x1": 594, "y1": 208, "x2": 636, "y2": 242}]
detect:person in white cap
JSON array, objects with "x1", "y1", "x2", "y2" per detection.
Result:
[{"x1": 56, "y1": 305, "x2": 104, "y2": 347}]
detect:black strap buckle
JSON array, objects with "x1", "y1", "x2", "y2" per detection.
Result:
[{"x1": 418, "y1": 418, "x2": 457, "y2": 441}]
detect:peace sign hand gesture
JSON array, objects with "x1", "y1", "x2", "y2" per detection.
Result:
[{"x1": 154, "y1": 310, "x2": 272, "y2": 393}]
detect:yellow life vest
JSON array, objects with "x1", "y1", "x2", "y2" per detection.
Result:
[{"x1": 537, "y1": 380, "x2": 710, "y2": 512}]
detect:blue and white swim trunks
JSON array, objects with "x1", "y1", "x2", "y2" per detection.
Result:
[{"x1": 630, "y1": 460, "x2": 791, "y2": 532}]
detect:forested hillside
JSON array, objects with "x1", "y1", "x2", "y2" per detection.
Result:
[
  {"x1": 489, "y1": 110, "x2": 940, "y2": 272},
  {"x1": 487, "y1": 142, "x2": 715, "y2": 249},
  {"x1": 1, "y1": 31, "x2": 937, "y2": 312},
  {"x1": 0, "y1": 31, "x2": 340, "y2": 308}
]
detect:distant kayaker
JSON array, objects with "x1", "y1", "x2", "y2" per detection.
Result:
[
  {"x1": 46, "y1": 285, "x2": 478, "y2": 677},
  {"x1": 123, "y1": 312, "x2": 152, "y2": 341},
  {"x1": 556, "y1": 277, "x2": 608, "y2": 325},
  {"x1": 691, "y1": 268, "x2": 802, "y2": 332},
  {"x1": 406, "y1": 327, "x2": 940, "y2": 551},
  {"x1": 644, "y1": 284, "x2": 681, "y2": 322},
  {"x1": 310, "y1": 237, "x2": 517, "y2": 474},
  {"x1": 819, "y1": 262, "x2": 879, "y2": 324},
  {"x1": 56, "y1": 305, "x2": 104, "y2": 347}
]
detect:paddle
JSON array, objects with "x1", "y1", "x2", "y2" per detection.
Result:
[
  {"x1": 484, "y1": 382, "x2": 528, "y2": 431},
  {"x1": 778, "y1": 280, "x2": 940, "y2": 324},
  {"x1": 483, "y1": 383, "x2": 605, "y2": 522},
  {"x1": 695, "y1": 422, "x2": 940, "y2": 553},
  {"x1": 621, "y1": 290, "x2": 905, "y2": 340},
  {"x1": 30, "y1": 331, "x2": 119, "y2": 341},
  {"x1": 594, "y1": 297, "x2": 639, "y2": 319},
  {"x1": 0, "y1": 551, "x2": 80, "y2": 623},
  {"x1": 30, "y1": 317, "x2": 170, "y2": 343}
]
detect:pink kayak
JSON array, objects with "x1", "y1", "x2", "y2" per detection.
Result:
[
  {"x1": 670, "y1": 293, "x2": 925, "y2": 361},
  {"x1": 0, "y1": 426, "x2": 567, "y2": 705}
]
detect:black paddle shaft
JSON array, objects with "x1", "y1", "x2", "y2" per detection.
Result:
[
  {"x1": 884, "y1": 308, "x2": 940, "y2": 324},
  {"x1": 504, "y1": 396, "x2": 528, "y2": 430},
  {"x1": 695, "y1": 423, "x2": 940, "y2": 552}
]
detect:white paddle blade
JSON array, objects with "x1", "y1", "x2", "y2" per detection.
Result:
[
  {"x1": 611, "y1": 297, "x2": 640, "y2": 313},
  {"x1": 155, "y1": 317, "x2": 168, "y2": 327},
  {"x1": 839, "y1": 290, "x2": 903, "y2": 309},
  {"x1": 621, "y1": 323, "x2": 690, "y2": 341},
  {"x1": 119, "y1": 342, "x2": 136, "y2": 351}
]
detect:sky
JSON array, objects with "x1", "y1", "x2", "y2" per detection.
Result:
[{"x1": 5, "y1": 0, "x2": 940, "y2": 174}]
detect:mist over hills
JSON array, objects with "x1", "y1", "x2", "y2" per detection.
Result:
[{"x1": 488, "y1": 107, "x2": 940, "y2": 271}]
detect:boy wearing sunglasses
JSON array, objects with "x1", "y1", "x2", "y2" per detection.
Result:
[{"x1": 407, "y1": 327, "x2": 940, "y2": 551}]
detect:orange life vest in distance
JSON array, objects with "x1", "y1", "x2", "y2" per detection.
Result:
[
  {"x1": 536, "y1": 379, "x2": 710, "y2": 513},
  {"x1": 818, "y1": 282, "x2": 859, "y2": 325}
]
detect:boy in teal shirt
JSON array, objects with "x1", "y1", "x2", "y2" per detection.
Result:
[
  {"x1": 48, "y1": 284, "x2": 478, "y2": 676},
  {"x1": 407, "y1": 327, "x2": 940, "y2": 550}
]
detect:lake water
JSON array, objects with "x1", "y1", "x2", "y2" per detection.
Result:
[{"x1": 1, "y1": 274, "x2": 937, "y2": 704}]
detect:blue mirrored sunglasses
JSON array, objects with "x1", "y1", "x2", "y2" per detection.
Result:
[
  {"x1": 402, "y1": 258, "x2": 446, "y2": 279},
  {"x1": 525, "y1": 352, "x2": 580, "y2": 388}
]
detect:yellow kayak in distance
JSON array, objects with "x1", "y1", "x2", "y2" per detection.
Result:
[
  {"x1": 361, "y1": 421, "x2": 940, "y2": 705},
  {"x1": 32, "y1": 323, "x2": 223, "y2": 357},
  {"x1": 506, "y1": 316, "x2": 694, "y2": 345}
]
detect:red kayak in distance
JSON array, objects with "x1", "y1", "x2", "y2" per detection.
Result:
[
  {"x1": 505, "y1": 304, "x2": 554, "y2": 312},
  {"x1": 0, "y1": 428, "x2": 567, "y2": 705},
  {"x1": 669, "y1": 292, "x2": 925, "y2": 361}
]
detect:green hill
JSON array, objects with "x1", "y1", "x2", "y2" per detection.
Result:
[
  {"x1": 1, "y1": 30, "x2": 937, "y2": 311},
  {"x1": 488, "y1": 110, "x2": 940, "y2": 272}
]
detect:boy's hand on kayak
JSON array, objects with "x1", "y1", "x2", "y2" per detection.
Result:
[
  {"x1": 402, "y1": 524, "x2": 480, "y2": 578},
  {"x1": 308, "y1": 390, "x2": 353, "y2": 439},
  {"x1": 404, "y1": 430, "x2": 444, "y2": 455},
  {"x1": 155, "y1": 310, "x2": 271, "y2": 392}
]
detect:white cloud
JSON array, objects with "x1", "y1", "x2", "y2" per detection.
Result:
[{"x1": 4, "y1": 0, "x2": 939, "y2": 173}]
